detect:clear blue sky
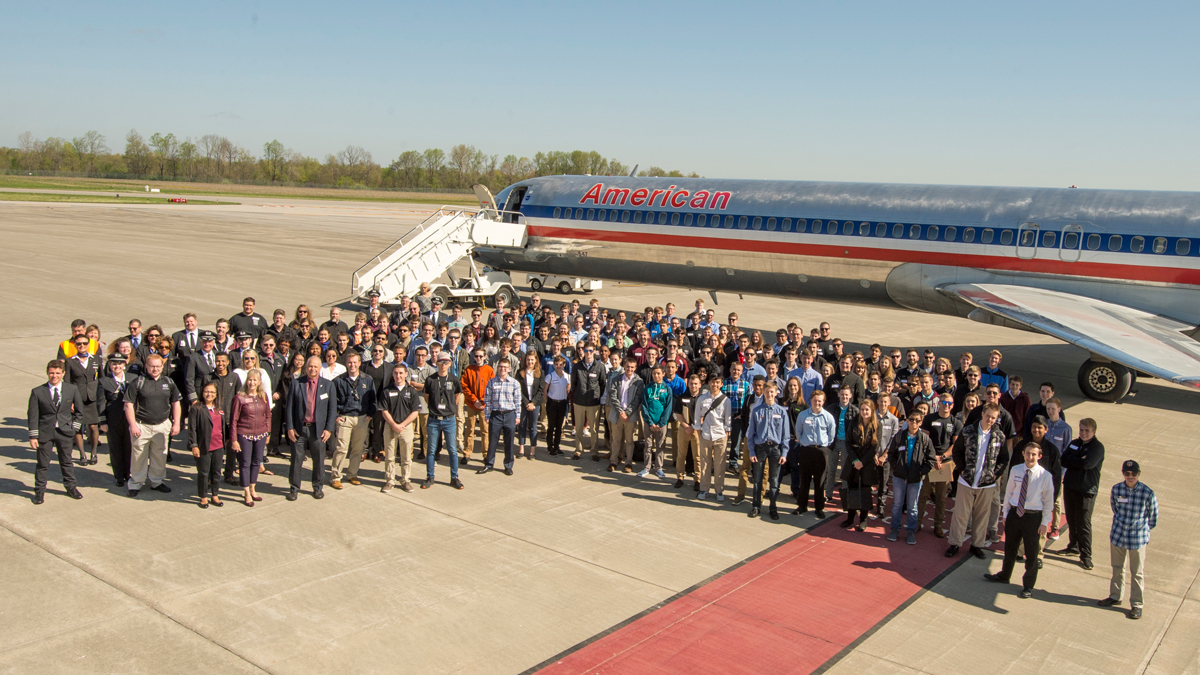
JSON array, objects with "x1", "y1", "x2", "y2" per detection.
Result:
[{"x1": 3, "y1": 1, "x2": 1198, "y2": 190}]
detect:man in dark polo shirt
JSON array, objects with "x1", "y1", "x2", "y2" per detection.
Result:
[
  {"x1": 919, "y1": 393, "x2": 962, "y2": 538},
  {"x1": 285, "y1": 356, "x2": 337, "y2": 500},
  {"x1": 379, "y1": 363, "x2": 419, "y2": 493},
  {"x1": 123, "y1": 354, "x2": 182, "y2": 497},
  {"x1": 228, "y1": 297, "x2": 268, "y2": 344},
  {"x1": 423, "y1": 353, "x2": 464, "y2": 489}
]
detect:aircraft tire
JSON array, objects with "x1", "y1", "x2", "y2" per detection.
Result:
[{"x1": 1077, "y1": 359, "x2": 1132, "y2": 402}]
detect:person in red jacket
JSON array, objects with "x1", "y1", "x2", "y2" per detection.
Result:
[{"x1": 1001, "y1": 375, "x2": 1032, "y2": 436}]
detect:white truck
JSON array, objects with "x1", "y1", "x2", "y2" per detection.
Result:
[{"x1": 526, "y1": 274, "x2": 603, "y2": 294}]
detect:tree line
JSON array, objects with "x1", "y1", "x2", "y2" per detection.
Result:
[{"x1": 1, "y1": 130, "x2": 699, "y2": 191}]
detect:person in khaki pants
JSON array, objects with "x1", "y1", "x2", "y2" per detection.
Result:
[
  {"x1": 460, "y1": 348, "x2": 493, "y2": 464},
  {"x1": 694, "y1": 376, "x2": 731, "y2": 501},
  {"x1": 673, "y1": 374, "x2": 703, "y2": 489},
  {"x1": 330, "y1": 353, "x2": 375, "y2": 488},
  {"x1": 946, "y1": 405, "x2": 1010, "y2": 560},
  {"x1": 606, "y1": 357, "x2": 643, "y2": 473},
  {"x1": 379, "y1": 363, "x2": 419, "y2": 492},
  {"x1": 570, "y1": 344, "x2": 606, "y2": 460}
]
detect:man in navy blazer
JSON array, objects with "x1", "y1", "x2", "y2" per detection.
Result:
[{"x1": 285, "y1": 356, "x2": 337, "y2": 500}]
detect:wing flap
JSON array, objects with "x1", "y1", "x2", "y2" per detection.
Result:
[{"x1": 941, "y1": 283, "x2": 1200, "y2": 389}]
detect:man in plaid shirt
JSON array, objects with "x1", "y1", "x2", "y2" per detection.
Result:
[
  {"x1": 1098, "y1": 460, "x2": 1158, "y2": 620},
  {"x1": 722, "y1": 362, "x2": 751, "y2": 476},
  {"x1": 479, "y1": 360, "x2": 522, "y2": 475}
]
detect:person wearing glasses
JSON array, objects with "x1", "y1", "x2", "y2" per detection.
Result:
[{"x1": 63, "y1": 335, "x2": 102, "y2": 465}]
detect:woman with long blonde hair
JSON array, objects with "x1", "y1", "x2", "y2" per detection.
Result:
[{"x1": 231, "y1": 370, "x2": 271, "y2": 506}]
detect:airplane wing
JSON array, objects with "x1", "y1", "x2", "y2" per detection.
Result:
[{"x1": 940, "y1": 283, "x2": 1200, "y2": 390}]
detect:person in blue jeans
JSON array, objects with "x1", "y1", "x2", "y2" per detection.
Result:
[
  {"x1": 886, "y1": 409, "x2": 936, "y2": 544},
  {"x1": 422, "y1": 353, "x2": 464, "y2": 490}
]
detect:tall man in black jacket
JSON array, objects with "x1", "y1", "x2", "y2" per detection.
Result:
[
  {"x1": 1058, "y1": 418, "x2": 1105, "y2": 570},
  {"x1": 571, "y1": 344, "x2": 607, "y2": 460},
  {"x1": 27, "y1": 360, "x2": 84, "y2": 504},
  {"x1": 947, "y1": 405, "x2": 1010, "y2": 560}
]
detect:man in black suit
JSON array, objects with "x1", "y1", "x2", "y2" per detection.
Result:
[
  {"x1": 258, "y1": 334, "x2": 286, "y2": 456},
  {"x1": 27, "y1": 360, "x2": 84, "y2": 504},
  {"x1": 125, "y1": 318, "x2": 145, "y2": 353},
  {"x1": 426, "y1": 297, "x2": 448, "y2": 327},
  {"x1": 186, "y1": 331, "x2": 219, "y2": 403},
  {"x1": 285, "y1": 356, "x2": 337, "y2": 500},
  {"x1": 171, "y1": 313, "x2": 200, "y2": 369},
  {"x1": 98, "y1": 353, "x2": 134, "y2": 487}
]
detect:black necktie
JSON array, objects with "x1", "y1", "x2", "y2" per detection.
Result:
[
  {"x1": 52, "y1": 387, "x2": 60, "y2": 408},
  {"x1": 207, "y1": 353, "x2": 214, "y2": 369},
  {"x1": 189, "y1": 332, "x2": 195, "y2": 349}
]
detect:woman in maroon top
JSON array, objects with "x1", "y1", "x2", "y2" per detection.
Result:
[
  {"x1": 187, "y1": 382, "x2": 225, "y2": 508},
  {"x1": 231, "y1": 370, "x2": 271, "y2": 506}
]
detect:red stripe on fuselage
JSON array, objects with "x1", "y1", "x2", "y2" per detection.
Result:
[{"x1": 526, "y1": 225, "x2": 1200, "y2": 286}]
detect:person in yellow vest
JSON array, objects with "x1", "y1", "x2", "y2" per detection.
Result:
[{"x1": 57, "y1": 319, "x2": 99, "y2": 360}]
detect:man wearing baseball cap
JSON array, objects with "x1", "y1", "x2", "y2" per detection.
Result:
[{"x1": 1098, "y1": 460, "x2": 1158, "y2": 620}]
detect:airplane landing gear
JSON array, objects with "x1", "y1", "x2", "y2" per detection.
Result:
[{"x1": 1077, "y1": 359, "x2": 1132, "y2": 402}]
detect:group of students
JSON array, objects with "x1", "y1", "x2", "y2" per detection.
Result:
[{"x1": 28, "y1": 289, "x2": 1158, "y2": 617}]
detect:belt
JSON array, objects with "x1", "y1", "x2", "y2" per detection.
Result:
[
  {"x1": 490, "y1": 409, "x2": 517, "y2": 415},
  {"x1": 756, "y1": 441, "x2": 781, "y2": 448},
  {"x1": 1013, "y1": 508, "x2": 1042, "y2": 515}
]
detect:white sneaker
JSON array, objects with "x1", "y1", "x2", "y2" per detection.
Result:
[
  {"x1": 716, "y1": 494, "x2": 725, "y2": 503},
  {"x1": 697, "y1": 491, "x2": 708, "y2": 500},
  {"x1": 636, "y1": 470, "x2": 649, "y2": 478}
]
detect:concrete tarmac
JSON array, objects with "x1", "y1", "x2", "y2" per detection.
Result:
[{"x1": 0, "y1": 195, "x2": 1197, "y2": 674}]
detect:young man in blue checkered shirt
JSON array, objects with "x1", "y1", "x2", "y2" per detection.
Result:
[{"x1": 1098, "y1": 460, "x2": 1158, "y2": 620}]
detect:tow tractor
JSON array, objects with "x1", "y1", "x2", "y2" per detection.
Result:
[
  {"x1": 526, "y1": 274, "x2": 602, "y2": 294},
  {"x1": 350, "y1": 186, "x2": 526, "y2": 308}
]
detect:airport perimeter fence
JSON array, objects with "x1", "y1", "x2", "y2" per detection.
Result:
[{"x1": 0, "y1": 169, "x2": 474, "y2": 194}]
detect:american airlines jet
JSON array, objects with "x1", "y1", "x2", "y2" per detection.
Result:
[{"x1": 462, "y1": 176, "x2": 1200, "y2": 403}]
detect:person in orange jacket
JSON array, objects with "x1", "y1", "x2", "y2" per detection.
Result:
[{"x1": 460, "y1": 345, "x2": 494, "y2": 464}]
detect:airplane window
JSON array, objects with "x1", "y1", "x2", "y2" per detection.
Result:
[
  {"x1": 696, "y1": 214, "x2": 706, "y2": 227},
  {"x1": 576, "y1": 209, "x2": 585, "y2": 220},
  {"x1": 796, "y1": 219, "x2": 807, "y2": 232},
  {"x1": 910, "y1": 225, "x2": 921, "y2": 239},
  {"x1": 1000, "y1": 230, "x2": 1014, "y2": 245},
  {"x1": 657, "y1": 212, "x2": 667, "y2": 224},
  {"x1": 610, "y1": 209, "x2": 619, "y2": 222},
  {"x1": 587, "y1": 209, "x2": 595, "y2": 220},
  {"x1": 684, "y1": 214, "x2": 693, "y2": 226},
  {"x1": 875, "y1": 223, "x2": 886, "y2": 237},
  {"x1": 597, "y1": 209, "x2": 606, "y2": 220},
  {"x1": 811, "y1": 220, "x2": 821, "y2": 233},
  {"x1": 963, "y1": 228, "x2": 975, "y2": 243},
  {"x1": 724, "y1": 216, "x2": 735, "y2": 229},
  {"x1": 927, "y1": 225, "x2": 939, "y2": 240},
  {"x1": 982, "y1": 229, "x2": 994, "y2": 244},
  {"x1": 1063, "y1": 231, "x2": 1079, "y2": 249},
  {"x1": 633, "y1": 211, "x2": 643, "y2": 224},
  {"x1": 553, "y1": 207, "x2": 562, "y2": 218},
  {"x1": 752, "y1": 217, "x2": 762, "y2": 230},
  {"x1": 1087, "y1": 233, "x2": 1101, "y2": 250},
  {"x1": 826, "y1": 220, "x2": 837, "y2": 234},
  {"x1": 1042, "y1": 231, "x2": 1056, "y2": 248},
  {"x1": 860, "y1": 222, "x2": 870, "y2": 236},
  {"x1": 1177, "y1": 239, "x2": 1192, "y2": 255},
  {"x1": 781, "y1": 218, "x2": 792, "y2": 232},
  {"x1": 1108, "y1": 235, "x2": 1122, "y2": 251},
  {"x1": 945, "y1": 226, "x2": 957, "y2": 242},
  {"x1": 892, "y1": 224, "x2": 904, "y2": 238},
  {"x1": 1152, "y1": 237, "x2": 1166, "y2": 253},
  {"x1": 1020, "y1": 229, "x2": 1037, "y2": 247},
  {"x1": 767, "y1": 218, "x2": 777, "y2": 231},
  {"x1": 621, "y1": 210, "x2": 630, "y2": 223},
  {"x1": 1130, "y1": 236, "x2": 1144, "y2": 253},
  {"x1": 671, "y1": 213, "x2": 680, "y2": 225},
  {"x1": 738, "y1": 216, "x2": 748, "y2": 229},
  {"x1": 843, "y1": 222, "x2": 854, "y2": 235}
]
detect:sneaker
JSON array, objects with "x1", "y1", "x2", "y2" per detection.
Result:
[
  {"x1": 381, "y1": 483, "x2": 393, "y2": 492},
  {"x1": 655, "y1": 470, "x2": 665, "y2": 479},
  {"x1": 907, "y1": 531, "x2": 917, "y2": 545},
  {"x1": 451, "y1": 478, "x2": 465, "y2": 490},
  {"x1": 636, "y1": 470, "x2": 649, "y2": 478},
  {"x1": 697, "y1": 492, "x2": 708, "y2": 500},
  {"x1": 421, "y1": 478, "x2": 434, "y2": 489},
  {"x1": 716, "y1": 494, "x2": 725, "y2": 503},
  {"x1": 401, "y1": 482, "x2": 414, "y2": 493},
  {"x1": 887, "y1": 530, "x2": 899, "y2": 542},
  {"x1": 1047, "y1": 528, "x2": 1060, "y2": 541}
]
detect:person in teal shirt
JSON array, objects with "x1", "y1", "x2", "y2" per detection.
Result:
[{"x1": 638, "y1": 366, "x2": 674, "y2": 479}]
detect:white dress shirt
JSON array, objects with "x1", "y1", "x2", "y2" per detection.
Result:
[
  {"x1": 960, "y1": 427, "x2": 993, "y2": 489},
  {"x1": 1003, "y1": 462, "x2": 1056, "y2": 527}
]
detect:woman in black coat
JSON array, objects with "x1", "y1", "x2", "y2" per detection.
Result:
[
  {"x1": 842, "y1": 399, "x2": 881, "y2": 531},
  {"x1": 187, "y1": 382, "x2": 225, "y2": 508},
  {"x1": 516, "y1": 351, "x2": 546, "y2": 459}
]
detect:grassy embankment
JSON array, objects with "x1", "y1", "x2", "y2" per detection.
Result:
[{"x1": 0, "y1": 192, "x2": 233, "y2": 205}]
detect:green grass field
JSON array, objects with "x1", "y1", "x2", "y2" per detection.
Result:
[
  {"x1": 0, "y1": 192, "x2": 234, "y2": 205},
  {"x1": 0, "y1": 175, "x2": 477, "y2": 205}
]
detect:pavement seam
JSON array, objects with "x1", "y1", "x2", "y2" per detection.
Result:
[
  {"x1": 1139, "y1": 559, "x2": 1200, "y2": 674},
  {"x1": 0, "y1": 517, "x2": 275, "y2": 674}
]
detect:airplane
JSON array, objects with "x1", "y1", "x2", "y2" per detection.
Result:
[{"x1": 466, "y1": 175, "x2": 1200, "y2": 403}]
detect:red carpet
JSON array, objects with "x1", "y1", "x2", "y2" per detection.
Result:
[{"x1": 536, "y1": 513, "x2": 965, "y2": 675}]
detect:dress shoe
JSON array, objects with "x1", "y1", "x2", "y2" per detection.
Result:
[
  {"x1": 348, "y1": 477, "x2": 361, "y2": 486},
  {"x1": 252, "y1": 494, "x2": 262, "y2": 502},
  {"x1": 1128, "y1": 607, "x2": 1142, "y2": 620},
  {"x1": 1081, "y1": 559, "x2": 1094, "y2": 571},
  {"x1": 572, "y1": 452, "x2": 581, "y2": 461},
  {"x1": 945, "y1": 545, "x2": 960, "y2": 557},
  {"x1": 970, "y1": 546, "x2": 987, "y2": 559},
  {"x1": 313, "y1": 487, "x2": 324, "y2": 499},
  {"x1": 32, "y1": 492, "x2": 44, "y2": 505},
  {"x1": 984, "y1": 572, "x2": 1008, "y2": 583},
  {"x1": 934, "y1": 529, "x2": 946, "y2": 539},
  {"x1": 1059, "y1": 546, "x2": 1080, "y2": 556},
  {"x1": 622, "y1": 465, "x2": 632, "y2": 473},
  {"x1": 401, "y1": 482, "x2": 414, "y2": 493},
  {"x1": 839, "y1": 518, "x2": 854, "y2": 528},
  {"x1": 1015, "y1": 555, "x2": 1025, "y2": 563},
  {"x1": 330, "y1": 480, "x2": 343, "y2": 490},
  {"x1": 115, "y1": 478, "x2": 126, "y2": 487},
  {"x1": 151, "y1": 483, "x2": 171, "y2": 493},
  {"x1": 286, "y1": 490, "x2": 299, "y2": 501},
  {"x1": 1098, "y1": 597, "x2": 1121, "y2": 607},
  {"x1": 504, "y1": 467, "x2": 513, "y2": 476},
  {"x1": 1019, "y1": 588, "x2": 1033, "y2": 599},
  {"x1": 748, "y1": 507, "x2": 761, "y2": 518},
  {"x1": 591, "y1": 454, "x2": 600, "y2": 461},
  {"x1": 460, "y1": 456, "x2": 470, "y2": 465},
  {"x1": 477, "y1": 466, "x2": 493, "y2": 474},
  {"x1": 67, "y1": 487, "x2": 83, "y2": 500},
  {"x1": 128, "y1": 489, "x2": 140, "y2": 498},
  {"x1": 199, "y1": 501, "x2": 209, "y2": 509},
  {"x1": 212, "y1": 498, "x2": 223, "y2": 507},
  {"x1": 793, "y1": 507, "x2": 807, "y2": 516},
  {"x1": 451, "y1": 478, "x2": 465, "y2": 490},
  {"x1": 769, "y1": 509, "x2": 779, "y2": 521},
  {"x1": 693, "y1": 481, "x2": 700, "y2": 491},
  {"x1": 421, "y1": 478, "x2": 434, "y2": 489},
  {"x1": 674, "y1": 479, "x2": 684, "y2": 489},
  {"x1": 815, "y1": 510, "x2": 826, "y2": 518},
  {"x1": 606, "y1": 464, "x2": 615, "y2": 472},
  {"x1": 855, "y1": 523, "x2": 866, "y2": 532},
  {"x1": 1036, "y1": 559, "x2": 1043, "y2": 569}
]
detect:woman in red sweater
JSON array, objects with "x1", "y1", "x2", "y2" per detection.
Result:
[{"x1": 231, "y1": 370, "x2": 271, "y2": 506}]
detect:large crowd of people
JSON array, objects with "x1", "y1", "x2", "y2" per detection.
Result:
[{"x1": 28, "y1": 286, "x2": 1157, "y2": 617}]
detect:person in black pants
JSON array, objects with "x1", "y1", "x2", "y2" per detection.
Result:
[
  {"x1": 285, "y1": 356, "x2": 337, "y2": 500},
  {"x1": 544, "y1": 356, "x2": 571, "y2": 456},
  {"x1": 27, "y1": 360, "x2": 85, "y2": 504},
  {"x1": 986, "y1": 443, "x2": 1056, "y2": 598},
  {"x1": 1059, "y1": 418, "x2": 1105, "y2": 570},
  {"x1": 98, "y1": 353, "x2": 134, "y2": 487},
  {"x1": 187, "y1": 382, "x2": 225, "y2": 508}
]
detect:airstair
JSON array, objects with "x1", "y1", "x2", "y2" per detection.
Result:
[{"x1": 350, "y1": 190, "x2": 527, "y2": 306}]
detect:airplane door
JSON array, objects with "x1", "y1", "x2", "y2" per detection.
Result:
[
  {"x1": 1060, "y1": 224, "x2": 1083, "y2": 262},
  {"x1": 473, "y1": 184, "x2": 498, "y2": 220},
  {"x1": 1016, "y1": 222, "x2": 1039, "y2": 259},
  {"x1": 502, "y1": 187, "x2": 528, "y2": 224}
]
